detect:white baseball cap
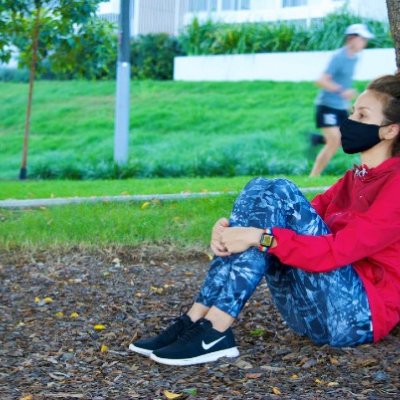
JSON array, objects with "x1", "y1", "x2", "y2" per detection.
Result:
[{"x1": 345, "y1": 24, "x2": 374, "y2": 39}]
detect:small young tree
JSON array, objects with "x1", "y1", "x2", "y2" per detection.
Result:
[
  {"x1": 386, "y1": 0, "x2": 400, "y2": 69},
  {"x1": 0, "y1": 0, "x2": 116, "y2": 179}
]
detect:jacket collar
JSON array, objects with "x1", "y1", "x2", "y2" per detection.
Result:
[{"x1": 353, "y1": 157, "x2": 400, "y2": 181}]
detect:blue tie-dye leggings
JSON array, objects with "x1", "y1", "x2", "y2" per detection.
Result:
[{"x1": 196, "y1": 178, "x2": 373, "y2": 347}]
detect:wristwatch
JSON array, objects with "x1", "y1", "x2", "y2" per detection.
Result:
[{"x1": 258, "y1": 228, "x2": 274, "y2": 252}]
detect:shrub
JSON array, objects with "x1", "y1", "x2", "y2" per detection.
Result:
[
  {"x1": 179, "y1": 11, "x2": 393, "y2": 56},
  {"x1": 131, "y1": 33, "x2": 185, "y2": 80},
  {"x1": 0, "y1": 67, "x2": 29, "y2": 82}
]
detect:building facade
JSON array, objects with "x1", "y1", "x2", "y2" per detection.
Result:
[
  {"x1": 98, "y1": 0, "x2": 186, "y2": 36},
  {"x1": 97, "y1": 0, "x2": 388, "y2": 37},
  {"x1": 184, "y1": 0, "x2": 388, "y2": 26}
]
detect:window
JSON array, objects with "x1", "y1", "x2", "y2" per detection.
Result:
[
  {"x1": 222, "y1": 0, "x2": 250, "y2": 10},
  {"x1": 222, "y1": 0, "x2": 234, "y2": 10},
  {"x1": 189, "y1": 0, "x2": 218, "y2": 12},
  {"x1": 241, "y1": 0, "x2": 250, "y2": 9},
  {"x1": 189, "y1": 0, "x2": 206, "y2": 12},
  {"x1": 282, "y1": 0, "x2": 307, "y2": 7}
]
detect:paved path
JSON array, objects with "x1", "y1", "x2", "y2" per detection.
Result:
[{"x1": 0, "y1": 186, "x2": 329, "y2": 209}]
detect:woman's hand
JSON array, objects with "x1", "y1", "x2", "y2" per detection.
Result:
[
  {"x1": 220, "y1": 227, "x2": 263, "y2": 254},
  {"x1": 210, "y1": 218, "x2": 231, "y2": 256}
]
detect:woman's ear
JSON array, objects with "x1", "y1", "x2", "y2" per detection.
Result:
[{"x1": 381, "y1": 123, "x2": 400, "y2": 140}]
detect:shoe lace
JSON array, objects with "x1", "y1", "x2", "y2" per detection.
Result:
[
  {"x1": 160, "y1": 303, "x2": 190, "y2": 326},
  {"x1": 177, "y1": 320, "x2": 205, "y2": 343}
]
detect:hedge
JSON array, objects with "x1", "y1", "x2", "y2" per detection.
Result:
[
  {"x1": 179, "y1": 11, "x2": 393, "y2": 55},
  {"x1": 0, "y1": 11, "x2": 393, "y2": 82}
]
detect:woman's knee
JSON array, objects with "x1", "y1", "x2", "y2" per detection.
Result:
[
  {"x1": 272, "y1": 178, "x2": 298, "y2": 191},
  {"x1": 244, "y1": 177, "x2": 297, "y2": 193}
]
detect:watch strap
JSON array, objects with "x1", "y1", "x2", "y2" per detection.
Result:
[{"x1": 258, "y1": 228, "x2": 274, "y2": 252}]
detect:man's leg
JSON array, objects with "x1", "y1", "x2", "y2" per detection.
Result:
[{"x1": 309, "y1": 126, "x2": 341, "y2": 176}]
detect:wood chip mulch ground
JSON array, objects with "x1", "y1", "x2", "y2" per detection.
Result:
[{"x1": 1, "y1": 247, "x2": 399, "y2": 400}]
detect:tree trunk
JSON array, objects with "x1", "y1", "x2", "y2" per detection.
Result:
[
  {"x1": 386, "y1": 0, "x2": 400, "y2": 70},
  {"x1": 19, "y1": 5, "x2": 41, "y2": 180}
]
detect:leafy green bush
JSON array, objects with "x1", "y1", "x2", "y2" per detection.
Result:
[
  {"x1": 44, "y1": 17, "x2": 118, "y2": 80},
  {"x1": 131, "y1": 33, "x2": 185, "y2": 80},
  {"x1": 179, "y1": 11, "x2": 393, "y2": 55},
  {"x1": 0, "y1": 67, "x2": 29, "y2": 82}
]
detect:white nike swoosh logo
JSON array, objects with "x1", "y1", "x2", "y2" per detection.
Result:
[{"x1": 201, "y1": 336, "x2": 226, "y2": 350}]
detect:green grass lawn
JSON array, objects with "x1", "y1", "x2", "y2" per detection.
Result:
[
  {"x1": 0, "y1": 191, "x2": 323, "y2": 250},
  {"x1": 0, "y1": 175, "x2": 336, "y2": 200},
  {"x1": 0, "y1": 80, "x2": 365, "y2": 180},
  {"x1": 0, "y1": 177, "x2": 335, "y2": 249}
]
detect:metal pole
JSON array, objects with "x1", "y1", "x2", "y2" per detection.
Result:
[{"x1": 114, "y1": 0, "x2": 131, "y2": 165}]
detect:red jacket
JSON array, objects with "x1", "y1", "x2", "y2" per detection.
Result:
[{"x1": 269, "y1": 157, "x2": 400, "y2": 342}]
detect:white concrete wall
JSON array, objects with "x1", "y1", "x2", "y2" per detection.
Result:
[{"x1": 174, "y1": 48, "x2": 396, "y2": 82}]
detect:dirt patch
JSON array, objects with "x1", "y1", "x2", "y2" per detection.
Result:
[{"x1": 1, "y1": 247, "x2": 399, "y2": 399}]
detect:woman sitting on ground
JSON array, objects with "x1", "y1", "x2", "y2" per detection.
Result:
[{"x1": 129, "y1": 73, "x2": 400, "y2": 366}]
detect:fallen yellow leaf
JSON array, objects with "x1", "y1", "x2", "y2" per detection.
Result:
[
  {"x1": 55, "y1": 311, "x2": 64, "y2": 317},
  {"x1": 290, "y1": 374, "x2": 299, "y2": 379},
  {"x1": 93, "y1": 324, "x2": 106, "y2": 331},
  {"x1": 150, "y1": 286, "x2": 164, "y2": 294},
  {"x1": 34, "y1": 297, "x2": 41, "y2": 303},
  {"x1": 100, "y1": 344, "x2": 108, "y2": 353},
  {"x1": 19, "y1": 395, "x2": 33, "y2": 400},
  {"x1": 70, "y1": 312, "x2": 79, "y2": 318},
  {"x1": 272, "y1": 387, "x2": 281, "y2": 395},
  {"x1": 141, "y1": 201, "x2": 151, "y2": 210},
  {"x1": 163, "y1": 390, "x2": 182, "y2": 399},
  {"x1": 315, "y1": 378, "x2": 324, "y2": 384},
  {"x1": 327, "y1": 381, "x2": 340, "y2": 387},
  {"x1": 44, "y1": 297, "x2": 53, "y2": 303}
]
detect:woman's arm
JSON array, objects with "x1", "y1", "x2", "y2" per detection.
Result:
[
  {"x1": 270, "y1": 178, "x2": 400, "y2": 272},
  {"x1": 310, "y1": 175, "x2": 343, "y2": 218},
  {"x1": 211, "y1": 226, "x2": 278, "y2": 255}
]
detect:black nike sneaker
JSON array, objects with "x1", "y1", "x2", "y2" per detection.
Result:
[
  {"x1": 129, "y1": 314, "x2": 193, "y2": 356},
  {"x1": 150, "y1": 318, "x2": 239, "y2": 366}
]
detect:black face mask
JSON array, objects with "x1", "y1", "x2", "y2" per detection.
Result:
[{"x1": 340, "y1": 119, "x2": 389, "y2": 154}]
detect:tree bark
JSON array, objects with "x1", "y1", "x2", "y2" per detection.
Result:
[
  {"x1": 386, "y1": 0, "x2": 400, "y2": 70},
  {"x1": 20, "y1": 4, "x2": 41, "y2": 179}
]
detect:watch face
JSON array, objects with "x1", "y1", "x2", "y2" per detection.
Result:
[{"x1": 260, "y1": 234, "x2": 273, "y2": 247}]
